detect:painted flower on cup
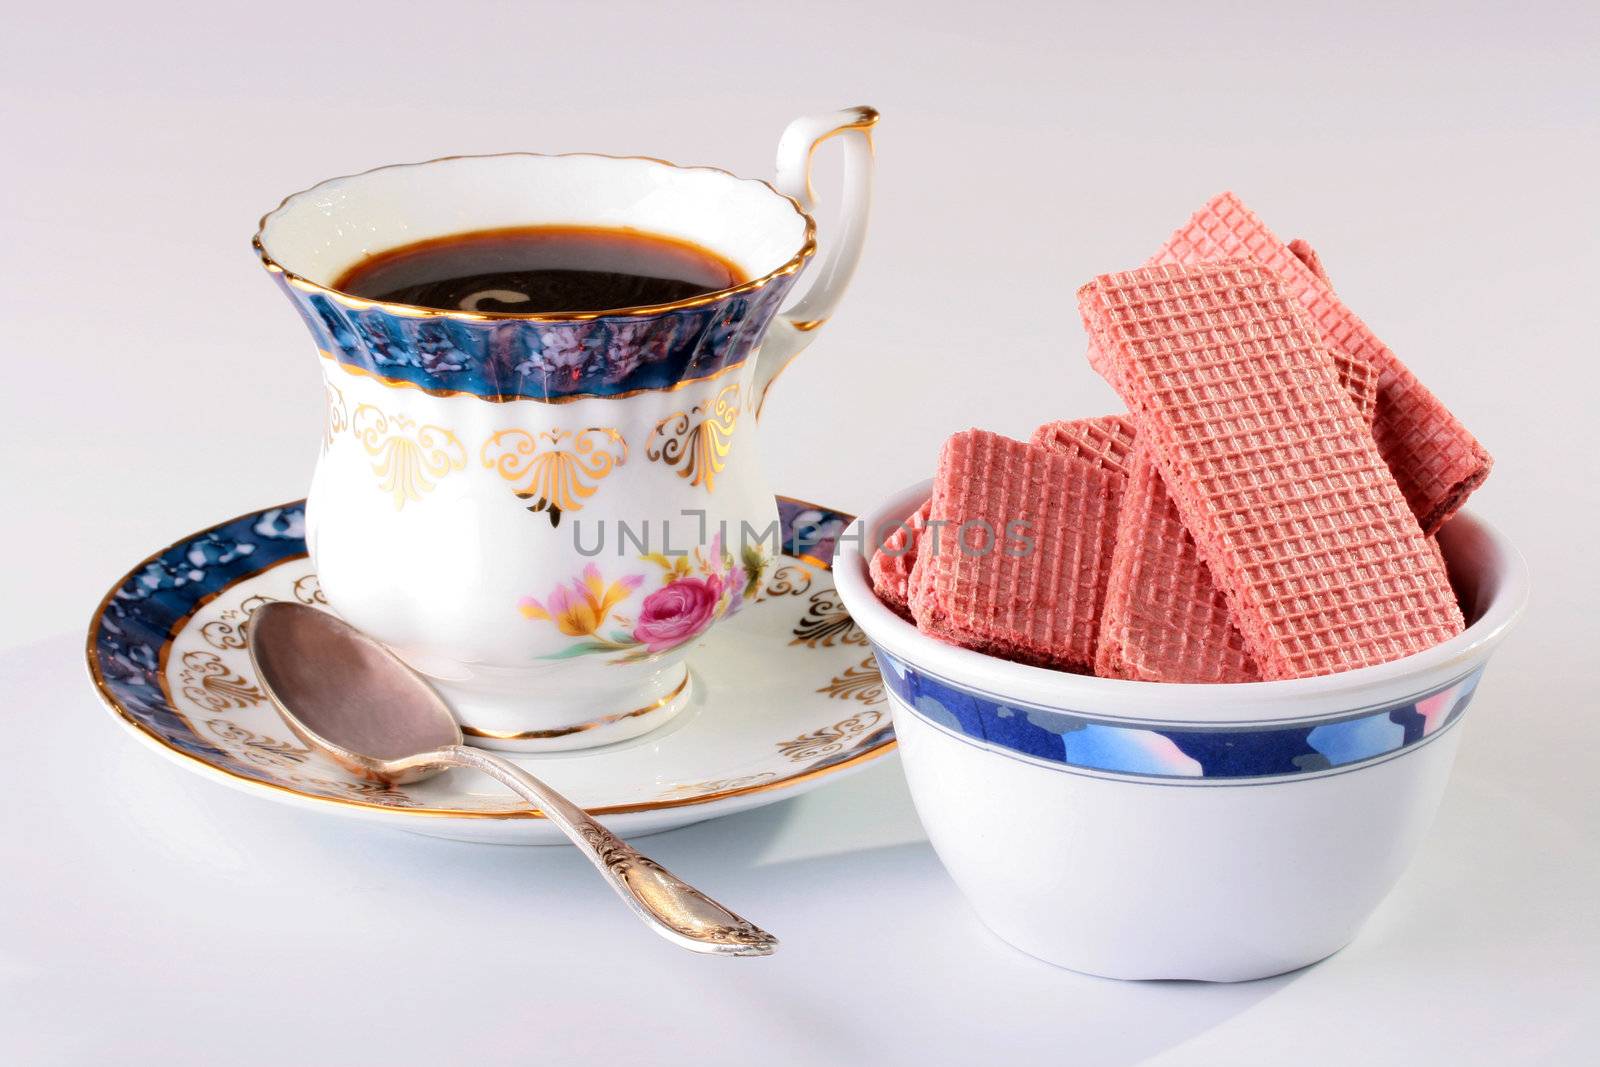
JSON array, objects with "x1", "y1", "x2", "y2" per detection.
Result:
[
  {"x1": 518, "y1": 564, "x2": 643, "y2": 639},
  {"x1": 519, "y1": 536, "x2": 769, "y2": 663},
  {"x1": 633, "y1": 573, "x2": 724, "y2": 652}
]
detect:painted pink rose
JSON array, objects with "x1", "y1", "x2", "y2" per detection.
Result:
[{"x1": 631, "y1": 574, "x2": 725, "y2": 653}]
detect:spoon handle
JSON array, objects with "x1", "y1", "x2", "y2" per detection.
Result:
[{"x1": 439, "y1": 745, "x2": 778, "y2": 957}]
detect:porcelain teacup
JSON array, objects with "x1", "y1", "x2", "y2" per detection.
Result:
[{"x1": 254, "y1": 107, "x2": 876, "y2": 750}]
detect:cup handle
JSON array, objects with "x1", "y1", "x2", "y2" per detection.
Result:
[{"x1": 753, "y1": 105, "x2": 878, "y2": 417}]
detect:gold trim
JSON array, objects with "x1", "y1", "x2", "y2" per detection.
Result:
[
  {"x1": 460, "y1": 670, "x2": 689, "y2": 741},
  {"x1": 322, "y1": 382, "x2": 348, "y2": 450},
  {"x1": 83, "y1": 499, "x2": 894, "y2": 822},
  {"x1": 646, "y1": 381, "x2": 741, "y2": 493},
  {"x1": 777, "y1": 708, "x2": 885, "y2": 763},
  {"x1": 351, "y1": 404, "x2": 466, "y2": 508},
  {"x1": 818, "y1": 656, "x2": 886, "y2": 706},
  {"x1": 757, "y1": 106, "x2": 878, "y2": 418},
  {"x1": 480, "y1": 426, "x2": 627, "y2": 519},
  {"x1": 254, "y1": 152, "x2": 817, "y2": 324},
  {"x1": 318, "y1": 349, "x2": 751, "y2": 406},
  {"x1": 799, "y1": 105, "x2": 880, "y2": 203},
  {"x1": 658, "y1": 772, "x2": 777, "y2": 800},
  {"x1": 755, "y1": 350, "x2": 791, "y2": 420}
]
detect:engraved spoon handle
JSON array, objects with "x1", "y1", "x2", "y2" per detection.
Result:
[{"x1": 438, "y1": 744, "x2": 778, "y2": 956}]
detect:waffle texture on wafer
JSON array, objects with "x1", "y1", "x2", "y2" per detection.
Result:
[
  {"x1": 1097, "y1": 446, "x2": 1261, "y2": 682},
  {"x1": 1079, "y1": 261, "x2": 1464, "y2": 680},
  {"x1": 1094, "y1": 339, "x2": 1374, "y2": 426},
  {"x1": 1094, "y1": 343, "x2": 1378, "y2": 683},
  {"x1": 869, "y1": 498, "x2": 931, "y2": 620},
  {"x1": 1095, "y1": 337, "x2": 1377, "y2": 682},
  {"x1": 908, "y1": 429, "x2": 1123, "y2": 671},
  {"x1": 1057, "y1": 338, "x2": 1371, "y2": 680},
  {"x1": 1028, "y1": 414, "x2": 1139, "y2": 476},
  {"x1": 1154, "y1": 193, "x2": 1490, "y2": 533}
]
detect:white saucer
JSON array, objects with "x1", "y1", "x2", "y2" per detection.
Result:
[{"x1": 87, "y1": 497, "x2": 896, "y2": 844}]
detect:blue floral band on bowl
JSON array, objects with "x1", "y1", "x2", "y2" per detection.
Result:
[
  {"x1": 874, "y1": 649, "x2": 1482, "y2": 783},
  {"x1": 280, "y1": 273, "x2": 796, "y2": 402}
]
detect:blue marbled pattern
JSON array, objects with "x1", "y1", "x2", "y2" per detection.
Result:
[
  {"x1": 277, "y1": 270, "x2": 797, "y2": 401},
  {"x1": 777, "y1": 498, "x2": 851, "y2": 562},
  {"x1": 875, "y1": 649, "x2": 1482, "y2": 782},
  {"x1": 89, "y1": 498, "x2": 871, "y2": 789},
  {"x1": 91, "y1": 505, "x2": 309, "y2": 774}
]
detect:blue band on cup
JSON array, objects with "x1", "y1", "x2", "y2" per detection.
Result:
[{"x1": 286, "y1": 278, "x2": 796, "y2": 403}]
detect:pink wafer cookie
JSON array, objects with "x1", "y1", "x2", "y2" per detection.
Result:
[
  {"x1": 1288, "y1": 238, "x2": 1330, "y2": 284},
  {"x1": 1079, "y1": 261, "x2": 1463, "y2": 680},
  {"x1": 909, "y1": 429, "x2": 1123, "y2": 672},
  {"x1": 1094, "y1": 353, "x2": 1371, "y2": 684},
  {"x1": 1153, "y1": 193, "x2": 1490, "y2": 533},
  {"x1": 869, "y1": 498, "x2": 931, "y2": 620},
  {"x1": 1027, "y1": 414, "x2": 1139, "y2": 476},
  {"x1": 1097, "y1": 446, "x2": 1260, "y2": 682},
  {"x1": 1089, "y1": 333, "x2": 1376, "y2": 427}
]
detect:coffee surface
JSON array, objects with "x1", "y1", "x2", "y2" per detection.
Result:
[{"x1": 334, "y1": 225, "x2": 744, "y2": 314}]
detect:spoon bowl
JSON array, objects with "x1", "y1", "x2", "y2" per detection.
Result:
[
  {"x1": 247, "y1": 601, "x2": 777, "y2": 956},
  {"x1": 250, "y1": 603, "x2": 462, "y2": 783}
]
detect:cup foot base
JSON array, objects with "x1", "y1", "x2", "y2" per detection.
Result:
[{"x1": 449, "y1": 667, "x2": 693, "y2": 754}]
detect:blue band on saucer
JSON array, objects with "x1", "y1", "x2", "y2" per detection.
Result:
[
  {"x1": 875, "y1": 650, "x2": 1482, "y2": 782},
  {"x1": 91, "y1": 499, "x2": 859, "y2": 783},
  {"x1": 91, "y1": 504, "x2": 310, "y2": 771}
]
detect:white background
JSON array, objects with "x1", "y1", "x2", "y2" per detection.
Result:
[{"x1": 2, "y1": 1, "x2": 1596, "y2": 1063}]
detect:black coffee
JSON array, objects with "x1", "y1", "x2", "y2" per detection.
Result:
[{"x1": 334, "y1": 225, "x2": 744, "y2": 314}]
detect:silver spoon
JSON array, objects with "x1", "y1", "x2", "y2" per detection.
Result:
[{"x1": 246, "y1": 600, "x2": 777, "y2": 957}]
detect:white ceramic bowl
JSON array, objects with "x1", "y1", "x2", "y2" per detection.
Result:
[{"x1": 835, "y1": 480, "x2": 1528, "y2": 982}]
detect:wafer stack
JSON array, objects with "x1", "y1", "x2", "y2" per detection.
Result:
[
  {"x1": 868, "y1": 499, "x2": 931, "y2": 620},
  {"x1": 1153, "y1": 193, "x2": 1491, "y2": 534},
  {"x1": 1079, "y1": 261, "x2": 1463, "y2": 680},
  {"x1": 1095, "y1": 333, "x2": 1380, "y2": 683},
  {"x1": 868, "y1": 194, "x2": 1486, "y2": 684},
  {"x1": 873, "y1": 416, "x2": 1137, "y2": 625}
]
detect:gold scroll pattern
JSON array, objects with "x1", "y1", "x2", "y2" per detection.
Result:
[
  {"x1": 352, "y1": 403, "x2": 466, "y2": 509},
  {"x1": 481, "y1": 427, "x2": 627, "y2": 526},
  {"x1": 645, "y1": 382, "x2": 740, "y2": 493}
]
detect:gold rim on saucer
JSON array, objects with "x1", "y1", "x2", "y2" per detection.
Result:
[{"x1": 85, "y1": 498, "x2": 895, "y2": 822}]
